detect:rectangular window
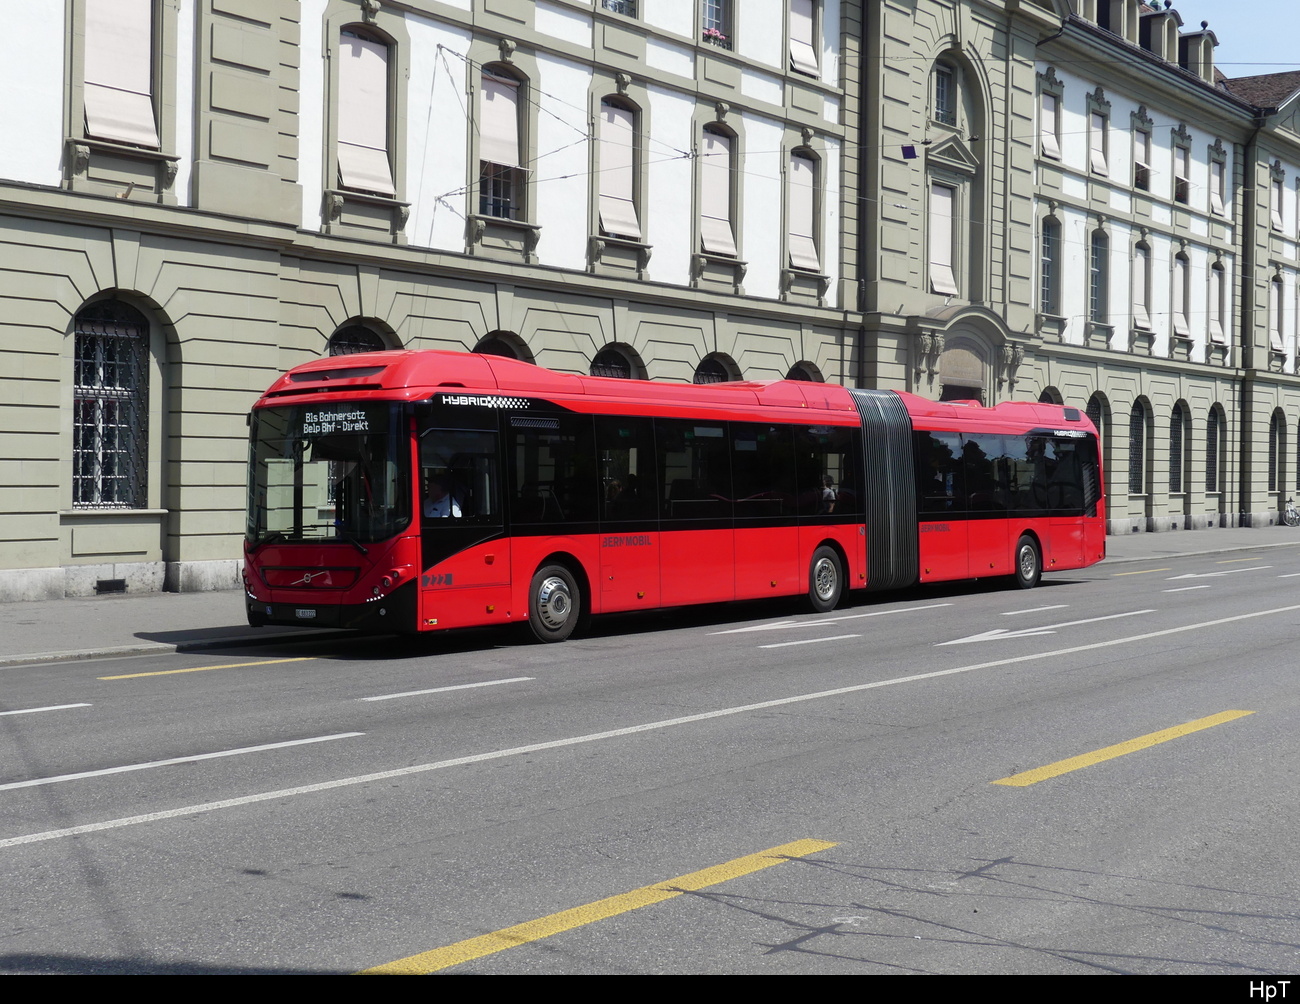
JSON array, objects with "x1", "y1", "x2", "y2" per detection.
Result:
[
  {"x1": 1133, "y1": 130, "x2": 1150, "y2": 191},
  {"x1": 700, "y1": 129, "x2": 737, "y2": 256},
  {"x1": 1039, "y1": 220, "x2": 1059, "y2": 314},
  {"x1": 84, "y1": 0, "x2": 159, "y2": 148},
  {"x1": 1210, "y1": 158, "x2": 1226, "y2": 215},
  {"x1": 1089, "y1": 232, "x2": 1109, "y2": 323},
  {"x1": 1272, "y1": 177, "x2": 1284, "y2": 230},
  {"x1": 507, "y1": 415, "x2": 598, "y2": 525},
  {"x1": 1089, "y1": 113, "x2": 1107, "y2": 175},
  {"x1": 1132, "y1": 245, "x2": 1150, "y2": 329},
  {"x1": 789, "y1": 0, "x2": 819, "y2": 77},
  {"x1": 1174, "y1": 146, "x2": 1190, "y2": 204},
  {"x1": 601, "y1": 0, "x2": 637, "y2": 15},
  {"x1": 1270, "y1": 277, "x2": 1283, "y2": 350},
  {"x1": 338, "y1": 30, "x2": 395, "y2": 196},
  {"x1": 1039, "y1": 93, "x2": 1060, "y2": 159},
  {"x1": 657, "y1": 419, "x2": 731, "y2": 521},
  {"x1": 702, "y1": 0, "x2": 732, "y2": 49},
  {"x1": 929, "y1": 183, "x2": 959, "y2": 295},
  {"x1": 598, "y1": 102, "x2": 641, "y2": 240},
  {"x1": 788, "y1": 152, "x2": 819, "y2": 271},
  {"x1": 934, "y1": 66, "x2": 956, "y2": 126},
  {"x1": 480, "y1": 70, "x2": 523, "y2": 219}
]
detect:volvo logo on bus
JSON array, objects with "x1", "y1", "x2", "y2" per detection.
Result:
[{"x1": 440, "y1": 394, "x2": 531, "y2": 409}]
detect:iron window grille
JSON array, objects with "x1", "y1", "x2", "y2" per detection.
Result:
[
  {"x1": 1206, "y1": 410, "x2": 1219, "y2": 493},
  {"x1": 590, "y1": 349, "x2": 633, "y2": 379},
  {"x1": 329, "y1": 326, "x2": 386, "y2": 355},
  {"x1": 694, "y1": 358, "x2": 730, "y2": 384},
  {"x1": 1169, "y1": 405, "x2": 1184, "y2": 493},
  {"x1": 73, "y1": 302, "x2": 149, "y2": 509},
  {"x1": 1128, "y1": 403, "x2": 1145, "y2": 495}
]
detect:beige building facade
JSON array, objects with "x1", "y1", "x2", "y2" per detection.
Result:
[{"x1": 2, "y1": 0, "x2": 1299, "y2": 600}]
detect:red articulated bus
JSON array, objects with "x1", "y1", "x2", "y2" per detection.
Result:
[{"x1": 244, "y1": 350, "x2": 1104, "y2": 642}]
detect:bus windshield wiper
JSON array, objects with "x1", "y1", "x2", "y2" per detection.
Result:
[
  {"x1": 337, "y1": 529, "x2": 369, "y2": 555},
  {"x1": 251, "y1": 530, "x2": 285, "y2": 554}
]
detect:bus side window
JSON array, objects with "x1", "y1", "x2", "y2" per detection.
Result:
[
  {"x1": 732, "y1": 424, "x2": 795, "y2": 519},
  {"x1": 915, "y1": 431, "x2": 963, "y2": 514},
  {"x1": 596, "y1": 416, "x2": 658, "y2": 523},
  {"x1": 508, "y1": 414, "x2": 598, "y2": 525},
  {"x1": 962, "y1": 433, "x2": 1005, "y2": 512},
  {"x1": 656, "y1": 419, "x2": 731, "y2": 521},
  {"x1": 798, "y1": 425, "x2": 860, "y2": 518}
]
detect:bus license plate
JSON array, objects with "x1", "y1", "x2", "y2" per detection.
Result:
[{"x1": 295, "y1": 608, "x2": 316, "y2": 619}]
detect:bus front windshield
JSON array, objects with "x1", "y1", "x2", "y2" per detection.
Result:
[{"x1": 247, "y1": 403, "x2": 410, "y2": 547}]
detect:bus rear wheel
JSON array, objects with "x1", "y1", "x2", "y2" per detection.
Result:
[
  {"x1": 808, "y1": 546, "x2": 843, "y2": 613},
  {"x1": 1014, "y1": 536, "x2": 1041, "y2": 589},
  {"x1": 528, "y1": 564, "x2": 581, "y2": 642}
]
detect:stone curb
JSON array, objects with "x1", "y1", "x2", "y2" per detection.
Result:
[{"x1": 0, "y1": 630, "x2": 345, "y2": 669}]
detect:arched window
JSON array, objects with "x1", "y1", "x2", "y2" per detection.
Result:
[
  {"x1": 591, "y1": 347, "x2": 634, "y2": 379},
  {"x1": 474, "y1": 334, "x2": 522, "y2": 360},
  {"x1": 1269, "y1": 410, "x2": 1285, "y2": 492},
  {"x1": 785, "y1": 363, "x2": 821, "y2": 382},
  {"x1": 1128, "y1": 400, "x2": 1146, "y2": 495},
  {"x1": 73, "y1": 300, "x2": 150, "y2": 509},
  {"x1": 1169, "y1": 403, "x2": 1186, "y2": 493},
  {"x1": 1206, "y1": 407, "x2": 1221, "y2": 494},
  {"x1": 1038, "y1": 387, "x2": 1062, "y2": 405},
  {"x1": 328, "y1": 326, "x2": 387, "y2": 355},
  {"x1": 693, "y1": 356, "x2": 733, "y2": 385}
]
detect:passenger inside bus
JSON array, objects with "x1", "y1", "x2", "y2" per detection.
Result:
[{"x1": 423, "y1": 473, "x2": 462, "y2": 519}]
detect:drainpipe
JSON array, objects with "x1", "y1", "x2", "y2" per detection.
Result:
[{"x1": 1238, "y1": 116, "x2": 1266, "y2": 527}]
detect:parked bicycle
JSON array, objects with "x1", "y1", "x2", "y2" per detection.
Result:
[{"x1": 1286, "y1": 498, "x2": 1300, "y2": 527}]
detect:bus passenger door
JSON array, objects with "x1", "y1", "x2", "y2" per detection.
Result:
[
  {"x1": 963, "y1": 432, "x2": 1010, "y2": 577},
  {"x1": 596, "y1": 417, "x2": 661, "y2": 611},
  {"x1": 418, "y1": 426, "x2": 509, "y2": 628},
  {"x1": 732, "y1": 424, "x2": 799, "y2": 599}
]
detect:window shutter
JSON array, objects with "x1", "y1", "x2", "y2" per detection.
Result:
[
  {"x1": 480, "y1": 72, "x2": 522, "y2": 169},
  {"x1": 789, "y1": 0, "x2": 819, "y2": 77},
  {"x1": 598, "y1": 104, "x2": 641, "y2": 240},
  {"x1": 84, "y1": 0, "x2": 160, "y2": 149},
  {"x1": 788, "y1": 154, "x2": 819, "y2": 271},
  {"x1": 1039, "y1": 93, "x2": 1059, "y2": 158},
  {"x1": 700, "y1": 131, "x2": 737, "y2": 256},
  {"x1": 338, "y1": 33, "x2": 395, "y2": 196},
  {"x1": 1210, "y1": 160, "x2": 1225, "y2": 215},
  {"x1": 928, "y1": 183, "x2": 958, "y2": 295},
  {"x1": 1089, "y1": 114, "x2": 1107, "y2": 173}
]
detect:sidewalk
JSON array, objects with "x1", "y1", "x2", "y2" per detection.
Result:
[{"x1": 2, "y1": 524, "x2": 1298, "y2": 667}]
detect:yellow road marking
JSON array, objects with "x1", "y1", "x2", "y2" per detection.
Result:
[
  {"x1": 357, "y1": 838, "x2": 837, "y2": 975},
  {"x1": 1217, "y1": 557, "x2": 1267, "y2": 564},
  {"x1": 1111, "y1": 568, "x2": 1170, "y2": 576},
  {"x1": 98, "y1": 657, "x2": 314, "y2": 681},
  {"x1": 992, "y1": 710, "x2": 1254, "y2": 787}
]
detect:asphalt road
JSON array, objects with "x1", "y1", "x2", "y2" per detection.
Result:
[{"x1": 2, "y1": 550, "x2": 1299, "y2": 975}]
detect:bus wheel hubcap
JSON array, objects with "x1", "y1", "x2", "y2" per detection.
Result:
[
  {"x1": 1020, "y1": 548, "x2": 1035, "y2": 577},
  {"x1": 537, "y1": 577, "x2": 572, "y2": 630},
  {"x1": 814, "y1": 558, "x2": 837, "y2": 599}
]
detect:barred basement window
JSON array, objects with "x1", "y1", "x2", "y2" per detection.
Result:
[
  {"x1": 328, "y1": 326, "x2": 386, "y2": 355},
  {"x1": 1269, "y1": 411, "x2": 1282, "y2": 492},
  {"x1": 694, "y1": 358, "x2": 730, "y2": 384},
  {"x1": 73, "y1": 301, "x2": 149, "y2": 509},
  {"x1": 591, "y1": 348, "x2": 633, "y2": 379}
]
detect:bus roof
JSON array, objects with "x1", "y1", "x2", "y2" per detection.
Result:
[{"x1": 254, "y1": 349, "x2": 1095, "y2": 434}]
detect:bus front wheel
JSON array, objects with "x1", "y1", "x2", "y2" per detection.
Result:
[
  {"x1": 528, "y1": 564, "x2": 581, "y2": 642},
  {"x1": 1014, "y1": 536, "x2": 1041, "y2": 589},
  {"x1": 808, "y1": 546, "x2": 843, "y2": 613}
]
